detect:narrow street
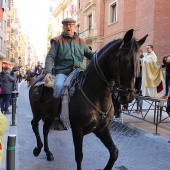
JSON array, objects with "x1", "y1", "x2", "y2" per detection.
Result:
[{"x1": 2, "y1": 81, "x2": 170, "y2": 170}]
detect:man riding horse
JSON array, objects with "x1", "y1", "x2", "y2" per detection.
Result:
[{"x1": 44, "y1": 18, "x2": 95, "y2": 130}]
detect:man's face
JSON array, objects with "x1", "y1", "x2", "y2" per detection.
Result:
[
  {"x1": 62, "y1": 22, "x2": 76, "y2": 37},
  {"x1": 6, "y1": 69, "x2": 11, "y2": 73},
  {"x1": 165, "y1": 56, "x2": 170, "y2": 63},
  {"x1": 146, "y1": 46, "x2": 153, "y2": 53}
]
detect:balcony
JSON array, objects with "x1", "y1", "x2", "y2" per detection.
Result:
[
  {"x1": 6, "y1": 10, "x2": 12, "y2": 17},
  {"x1": 6, "y1": 41, "x2": 11, "y2": 49},
  {"x1": 7, "y1": 26, "x2": 11, "y2": 33},
  {"x1": 79, "y1": 28, "x2": 97, "y2": 44},
  {"x1": 11, "y1": 0, "x2": 15, "y2": 7},
  {"x1": 11, "y1": 28, "x2": 15, "y2": 34},
  {"x1": 10, "y1": 43, "x2": 16, "y2": 52},
  {"x1": 10, "y1": 58, "x2": 15, "y2": 63},
  {"x1": 11, "y1": 13, "x2": 15, "y2": 21}
]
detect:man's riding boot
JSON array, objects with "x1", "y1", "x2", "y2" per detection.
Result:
[{"x1": 53, "y1": 98, "x2": 67, "y2": 131}]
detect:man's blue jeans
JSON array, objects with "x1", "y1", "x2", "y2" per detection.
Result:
[
  {"x1": 53, "y1": 74, "x2": 67, "y2": 98},
  {"x1": 1, "y1": 94, "x2": 12, "y2": 112}
]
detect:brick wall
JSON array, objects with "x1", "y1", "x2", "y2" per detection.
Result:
[{"x1": 77, "y1": 0, "x2": 170, "y2": 63}]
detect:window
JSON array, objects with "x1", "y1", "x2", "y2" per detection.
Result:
[
  {"x1": 109, "y1": 2, "x2": 117, "y2": 24},
  {"x1": 0, "y1": 0, "x2": 3, "y2": 7},
  {"x1": 6, "y1": 49, "x2": 10, "y2": 58},
  {"x1": 78, "y1": 0, "x2": 80, "y2": 10},
  {"x1": 77, "y1": 24, "x2": 80, "y2": 35},
  {"x1": 3, "y1": 40, "x2": 5, "y2": 53},
  {"x1": 7, "y1": 0, "x2": 10, "y2": 10},
  {"x1": 88, "y1": 14, "x2": 92, "y2": 34},
  {"x1": 0, "y1": 37, "x2": 2, "y2": 51},
  {"x1": 49, "y1": 6, "x2": 53, "y2": 12},
  {"x1": 3, "y1": 20, "x2": 6, "y2": 32}
]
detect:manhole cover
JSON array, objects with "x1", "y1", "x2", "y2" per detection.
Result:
[
  {"x1": 110, "y1": 120, "x2": 140, "y2": 137},
  {"x1": 116, "y1": 166, "x2": 128, "y2": 170}
]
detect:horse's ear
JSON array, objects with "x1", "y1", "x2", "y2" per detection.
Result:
[
  {"x1": 137, "y1": 34, "x2": 149, "y2": 47},
  {"x1": 123, "y1": 29, "x2": 134, "y2": 43}
]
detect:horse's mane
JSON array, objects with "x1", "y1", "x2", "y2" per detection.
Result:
[
  {"x1": 97, "y1": 39, "x2": 122, "y2": 59},
  {"x1": 88, "y1": 38, "x2": 140, "y2": 79}
]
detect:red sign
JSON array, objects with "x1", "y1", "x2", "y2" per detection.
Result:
[
  {"x1": 0, "y1": 8, "x2": 3, "y2": 21},
  {"x1": 2, "y1": 63, "x2": 11, "y2": 68}
]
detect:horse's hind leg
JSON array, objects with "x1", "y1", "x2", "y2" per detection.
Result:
[
  {"x1": 43, "y1": 119, "x2": 54, "y2": 161},
  {"x1": 31, "y1": 117, "x2": 43, "y2": 157},
  {"x1": 71, "y1": 128, "x2": 83, "y2": 170},
  {"x1": 95, "y1": 127, "x2": 118, "y2": 170}
]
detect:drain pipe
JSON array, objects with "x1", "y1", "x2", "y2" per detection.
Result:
[{"x1": 102, "y1": 0, "x2": 106, "y2": 36}]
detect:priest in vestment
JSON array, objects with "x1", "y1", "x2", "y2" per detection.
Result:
[{"x1": 141, "y1": 45, "x2": 164, "y2": 97}]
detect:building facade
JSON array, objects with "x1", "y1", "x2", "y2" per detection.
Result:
[
  {"x1": 0, "y1": 0, "x2": 37, "y2": 73},
  {"x1": 47, "y1": 0, "x2": 170, "y2": 64}
]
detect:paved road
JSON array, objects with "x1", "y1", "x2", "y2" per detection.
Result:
[{"x1": 1, "y1": 81, "x2": 170, "y2": 170}]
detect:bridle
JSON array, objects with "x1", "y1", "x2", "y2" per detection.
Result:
[
  {"x1": 94, "y1": 39, "x2": 136, "y2": 93},
  {"x1": 78, "y1": 39, "x2": 136, "y2": 120}
]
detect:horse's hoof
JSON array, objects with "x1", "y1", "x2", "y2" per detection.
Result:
[
  {"x1": 47, "y1": 154, "x2": 54, "y2": 161},
  {"x1": 33, "y1": 147, "x2": 41, "y2": 156}
]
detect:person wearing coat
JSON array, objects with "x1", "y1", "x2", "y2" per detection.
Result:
[
  {"x1": 0, "y1": 110, "x2": 7, "y2": 165},
  {"x1": 0, "y1": 67, "x2": 16, "y2": 114},
  {"x1": 44, "y1": 18, "x2": 95, "y2": 130},
  {"x1": 11, "y1": 67, "x2": 19, "y2": 91}
]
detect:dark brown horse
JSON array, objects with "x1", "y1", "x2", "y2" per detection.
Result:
[{"x1": 29, "y1": 29, "x2": 148, "y2": 170}]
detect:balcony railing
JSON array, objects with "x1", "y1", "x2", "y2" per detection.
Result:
[
  {"x1": 78, "y1": 28, "x2": 96, "y2": 39},
  {"x1": 10, "y1": 58, "x2": 15, "y2": 63}
]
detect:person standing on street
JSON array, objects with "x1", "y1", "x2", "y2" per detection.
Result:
[
  {"x1": 11, "y1": 67, "x2": 19, "y2": 92},
  {"x1": 141, "y1": 45, "x2": 164, "y2": 97},
  {"x1": 134, "y1": 50, "x2": 144, "y2": 113},
  {"x1": 44, "y1": 17, "x2": 95, "y2": 130},
  {"x1": 33, "y1": 61, "x2": 43, "y2": 79},
  {"x1": 0, "y1": 67, "x2": 16, "y2": 114},
  {"x1": 161, "y1": 54, "x2": 170, "y2": 99}
]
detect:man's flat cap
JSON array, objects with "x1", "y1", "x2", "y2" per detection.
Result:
[{"x1": 62, "y1": 18, "x2": 76, "y2": 24}]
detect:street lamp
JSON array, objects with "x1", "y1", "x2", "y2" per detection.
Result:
[{"x1": 18, "y1": 56, "x2": 21, "y2": 82}]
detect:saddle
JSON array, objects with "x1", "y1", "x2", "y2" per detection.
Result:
[
  {"x1": 31, "y1": 69, "x2": 83, "y2": 129},
  {"x1": 31, "y1": 75, "x2": 45, "y2": 101}
]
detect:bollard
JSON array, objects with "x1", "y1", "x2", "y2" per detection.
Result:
[
  {"x1": 11, "y1": 91, "x2": 17, "y2": 126},
  {"x1": 6, "y1": 134, "x2": 16, "y2": 170}
]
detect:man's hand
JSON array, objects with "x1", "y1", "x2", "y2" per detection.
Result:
[{"x1": 44, "y1": 73, "x2": 52, "y2": 84}]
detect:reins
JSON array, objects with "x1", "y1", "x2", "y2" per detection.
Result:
[
  {"x1": 78, "y1": 40, "x2": 136, "y2": 119},
  {"x1": 94, "y1": 53, "x2": 115, "y2": 87},
  {"x1": 78, "y1": 82, "x2": 112, "y2": 119}
]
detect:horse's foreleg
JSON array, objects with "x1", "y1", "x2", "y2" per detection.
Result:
[
  {"x1": 31, "y1": 119, "x2": 43, "y2": 157},
  {"x1": 95, "y1": 127, "x2": 118, "y2": 170},
  {"x1": 43, "y1": 119, "x2": 54, "y2": 161},
  {"x1": 72, "y1": 128, "x2": 84, "y2": 170}
]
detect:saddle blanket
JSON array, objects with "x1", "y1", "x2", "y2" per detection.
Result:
[{"x1": 60, "y1": 69, "x2": 82, "y2": 129}]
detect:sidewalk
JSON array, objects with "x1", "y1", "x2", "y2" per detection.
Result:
[
  {"x1": 1, "y1": 80, "x2": 170, "y2": 169},
  {"x1": 0, "y1": 80, "x2": 24, "y2": 170}
]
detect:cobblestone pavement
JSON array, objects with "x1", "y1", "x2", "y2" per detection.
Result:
[{"x1": 1, "y1": 81, "x2": 170, "y2": 170}]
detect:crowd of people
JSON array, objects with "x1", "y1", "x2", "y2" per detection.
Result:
[
  {"x1": 0, "y1": 61, "x2": 44, "y2": 164},
  {"x1": 113, "y1": 44, "x2": 169, "y2": 116}
]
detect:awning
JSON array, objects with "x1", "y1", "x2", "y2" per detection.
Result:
[{"x1": 2, "y1": 62, "x2": 13, "y2": 68}]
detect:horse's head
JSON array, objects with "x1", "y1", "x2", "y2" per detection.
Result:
[{"x1": 115, "y1": 29, "x2": 148, "y2": 104}]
